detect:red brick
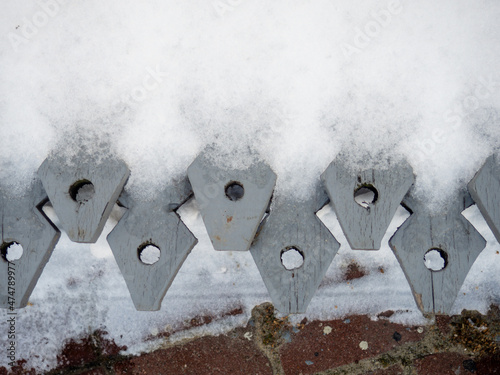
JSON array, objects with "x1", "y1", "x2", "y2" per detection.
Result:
[
  {"x1": 435, "y1": 315, "x2": 452, "y2": 336},
  {"x1": 415, "y1": 352, "x2": 470, "y2": 375},
  {"x1": 56, "y1": 336, "x2": 98, "y2": 369},
  {"x1": 344, "y1": 262, "x2": 367, "y2": 281},
  {"x1": 2, "y1": 360, "x2": 36, "y2": 375},
  {"x1": 95, "y1": 329, "x2": 127, "y2": 356},
  {"x1": 476, "y1": 354, "x2": 500, "y2": 374},
  {"x1": 114, "y1": 360, "x2": 134, "y2": 374},
  {"x1": 280, "y1": 316, "x2": 423, "y2": 375},
  {"x1": 79, "y1": 367, "x2": 107, "y2": 375},
  {"x1": 363, "y1": 366, "x2": 404, "y2": 375},
  {"x1": 377, "y1": 310, "x2": 395, "y2": 319},
  {"x1": 114, "y1": 334, "x2": 272, "y2": 375}
]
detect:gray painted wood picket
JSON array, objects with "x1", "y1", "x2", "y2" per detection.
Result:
[{"x1": 0, "y1": 152, "x2": 498, "y2": 314}]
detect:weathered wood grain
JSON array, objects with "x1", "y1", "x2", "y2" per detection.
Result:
[
  {"x1": 188, "y1": 151, "x2": 277, "y2": 251},
  {"x1": 0, "y1": 179, "x2": 60, "y2": 308},
  {"x1": 322, "y1": 157, "x2": 414, "y2": 250},
  {"x1": 389, "y1": 189, "x2": 486, "y2": 315},
  {"x1": 107, "y1": 178, "x2": 197, "y2": 311},
  {"x1": 38, "y1": 153, "x2": 129, "y2": 243},
  {"x1": 250, "y1": 184, "x2": 340, "y2": 314},
  {"x1": 468, "y1": 155, "x2": 500, "y2": 244}
]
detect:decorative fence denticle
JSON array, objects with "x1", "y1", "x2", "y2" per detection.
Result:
[{"x1": 1, "y1": 151, "x2": 499, "y2": 316}]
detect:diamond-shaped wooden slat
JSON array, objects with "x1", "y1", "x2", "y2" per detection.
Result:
[
  {"x1": 389, "y1": 190, "x2": 486, "y2": 315},
  {"x1": 250, "y1": 186, "x2": 340, "y2": 314},
  {"x1": 0, "y1": 179, "x2": 60, "y2": 309},
  {"x1": 107, "y1": 178, "x2": 197, "y2": 311},
  {"x1": 468, "y1": 155, "x2": 500, "y2": 243},
  {"x1": 38, "y1": 153, "x2": 129, "y2": 243},
  {"x1": 322, "y1": 158, "x2": 414, "y2": 250},
  {"x1": 188, "y1": 152, "x2": 276, "y2": 251}
]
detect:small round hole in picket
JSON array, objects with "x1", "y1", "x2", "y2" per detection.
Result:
[
  {"x1": 354, "y1": 184, "x2": 378, "y2": 208},
  {"x1": 1, "y1": 241, "x2": 23, "y2": 262},
  {"x1": 281, "y1": 247, "x2": 304, "y2": 270},
  {"x1": 138, "y1": 243, "x2": 161, "y2": 265},
  {"x1": 225, "y1": 181, "x2": 245, "y2": 201},
  {"x1": 69, "y1": 179, "x2": 95, "y2": 203},
  {"x1": 424, "y1": 248, "x2": 448, "y2": 272}
]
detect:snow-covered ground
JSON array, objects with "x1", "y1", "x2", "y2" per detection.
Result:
[{"x1": 1, "y1": 0, "x2": 500, "y2": 372}]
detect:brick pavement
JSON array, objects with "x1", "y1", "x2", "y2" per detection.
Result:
[{"x1": 2, "y1": 304, "x2": 500, "y2": 375}]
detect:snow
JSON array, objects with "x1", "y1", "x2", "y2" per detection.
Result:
[
  {"x1": 3, "y1": 243, "x2": 23, "y2": 263},
  {"x1": 281, "y1": 248, "x2": 304, "y2": 270},
  {"x1": 424, "y1": 249, "x2": 446, "y2": 272},
  {"x1": 1, "y1": 0, "x2": 500, "y2": 371},
  {"x1": 354, "y1": 186, "x2": 377, "y2": 208},
  {"x1": 138, "y1": 244, "x2": 161, "y2": 265}
]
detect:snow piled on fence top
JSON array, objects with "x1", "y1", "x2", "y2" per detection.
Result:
[
  {"x1": 0, "y1": 0, "x2": 499, "y2": 209},
  {"x1": 1, "y1": 0, "x2": 500, "y2": 371}
]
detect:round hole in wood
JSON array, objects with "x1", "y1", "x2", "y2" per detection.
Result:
[
  {"x1": 354, "y1": 184, "x2": 378, "y2": 208},
  {"x1": 138, "y1": 243, "x2": 161, "y2": 265},
  {"x1": 424, "y1": 248, "x2": 448, "y2": 272},
  {"x1": 281, "y1": 246, "x2": 304, "y2": 270},
  {"x1": 1, "y1": 241, "x2": 23, "y2": 262},
  {"x1": 225, "y1": 181, "x2": 244, "y2": 201},
  {"x1": 69, "y1": 179, "x2": 95, "y2": 203}
]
